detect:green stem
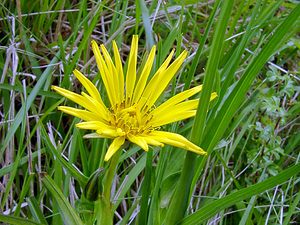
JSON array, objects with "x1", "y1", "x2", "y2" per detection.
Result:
[
  {"x1": 96, "y1": 197, "x2": 113, "y2": 225},
  {"x1": 103, "y1": 149, "x2": 121, "y2": 200},
  {"x1": 98, "y1": 149, "x2": 121, "y2": 225}
]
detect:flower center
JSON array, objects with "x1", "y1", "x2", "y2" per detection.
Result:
[{"x1": 110, "y1": 102, "x2": 151, "y2": 135}]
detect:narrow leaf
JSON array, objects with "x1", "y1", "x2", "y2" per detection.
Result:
[
  {"x1": 180, "y1": 163, "x2": 300, "y2": 225},
  {"x1": 0, "y1": 214, "x2": 43, "y2": 225},
  {"x1": 42, "y1": 175, "x2": 84, "y2": 225}
]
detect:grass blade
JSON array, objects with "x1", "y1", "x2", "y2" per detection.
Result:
[
  {"x1": 26, "y1": 197, "x2": 49, "y2": 225},
  {"x1": 40, "y1": 124, "x2": 88, "y2": 185},
  {"x1": 164, "y1": 1, "x2": 233, "y2": 224},
  {"x1": 42, "y1": 175, "x2": 84, "y2": 225},
  {"x1": 181, "y1": 163, "x2": 300, "y2": 225},
  {"x1": 0, "y1": 214, "x2": 43, "y2": 225},
  {"x1": 203, "y1": 3, "x2": 300, "y2": 152}
]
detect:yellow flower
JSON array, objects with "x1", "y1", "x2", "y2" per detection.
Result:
[{"x1": 52, "y1": 35, "x2": 217, "y2": 161}]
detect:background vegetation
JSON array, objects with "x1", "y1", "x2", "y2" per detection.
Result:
[{"x1": 0, "y1": 0, "x2": 299, "y2": 224}]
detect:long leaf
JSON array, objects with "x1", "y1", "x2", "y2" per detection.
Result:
[
  {"x1": 164, "y1": 1, "x2": 232, "y2": 224},
  {"x1": 0, "y1": 50, "x2": 61, "y2": 156},
  {"x1": 42, "y1": 175, "x2": 84, "y2": 225},
  {"x1": 202, "y1": 3, "x2": 300, "y2": 153},
  {"x1": 0, "y1": 214, "x2": 43, "y2": 225},
  {"x1": 40, "y1": 124, "x2": 88, "y2": 185},
  {"x1": 180, "y1": 163, "x2": 300, "y2": 225},
  {"x1": 113, "y1": 154, "x2": 147, "y2": 210},
  {"x1": 26, "y1": 197, "x2": 49, "y2": 225},
  {"x1": 137, "y1": 0, "x2": 155, "y2": 50}
]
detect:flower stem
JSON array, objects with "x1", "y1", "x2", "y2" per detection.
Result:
[
  {"x1": 103, "y1": 149, "x2": 121, "y2": 200},
  {"x1": 96, "y1": 197, "x2": 113, "y2": 225},
  {"x1": 99, "y1": 149, "x2": 121, "y2": 224}
]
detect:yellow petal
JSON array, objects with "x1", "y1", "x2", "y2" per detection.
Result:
[
  {"x1": 150, "y1": 110, "x2": 196, "y2": 127},
  {"x1": 100, "y1": 44, "x2": 123, "y2": 104},
  {"x1": 52, "y1": 86, "x2": 96, "y2": 113},
  {"x1": 149, "y1": 99, "x2": 199, "y2": 127},
  {"x1": 52, "y1": 85, "x2": 84, "y2": 104},
  {"x1": 76, "y1": 121, "x2": 113, "y2": 131},
  {"x1": 73, "y1": 69, "x2": 105, "y2": 106},
  {"x1": 96, "y1": 128, "x2": 125, "y2": 138},
  {"x1": 140, "y1": 136, "x2": 164, "y2": 147},
  {"x1": 137, "y1": 49, "x2": 175, "y2": 109},
  {"x1": 210, "y1": 92, "x2": 218, "y2": 101},
  {"x1": 151, "y1": 85, "x2": 203, "y2": 116},
  {"x1": 149, "y1": 49, "x2": 175, "y2": 79},
  {"x1": 104, "y1": 136, "x2": 125, "y2": 161},
  {"x1": 58, "y1": 106, "x2": 99, "y2": 121},
  {"x1": 52, "y1": 85, "x2": 110, "y2": 122},
  {"x1": 145, "y1": 50, "x2": 188, "y2": 109},
  {"x1": 150, "y1": 92, "x2": 218, "y2": 126},
  {"x1": 100, "y1": 44, "x2": 116, "y2": 77},
  {"x1": 127, "y1": 134, "x2": 149, "y2": 151},
  {"x1": 113, "y1": 41, "x2": 124, "y2": 102},
  {"x1": 91, "y1": 40, "x2": 117, "y2": 106},
  {"x1": 152, "y1": 98, "x2": 198, "y2": 118},
  {"x1": 149, "y1": 131, "x2": 206, "y2": 155},
  {"x1": 80, "y1": 92, "x2": 110, "y2": 121},
  {"x1": 132, "y1": 45, "x2": 156, "y2": 103},
  {"x1": 125, "y1": 35, "x2": 139, "y2": 105}
]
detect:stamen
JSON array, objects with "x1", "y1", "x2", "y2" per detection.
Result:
[{"x1": 109, "y1": 102, "x2": 152, "y2": 136}]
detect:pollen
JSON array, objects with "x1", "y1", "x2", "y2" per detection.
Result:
[{"x1": 110, "y1": 101, "x2": 149, "y2": 135}]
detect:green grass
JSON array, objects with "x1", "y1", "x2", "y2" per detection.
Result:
[{"x1": 0, "y1": 0, "x2": 299, "y2": 224}]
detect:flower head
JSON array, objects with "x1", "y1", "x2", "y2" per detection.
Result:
[{"x1": 52, "y1": 35, "x2": 217, "y2": 161}]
